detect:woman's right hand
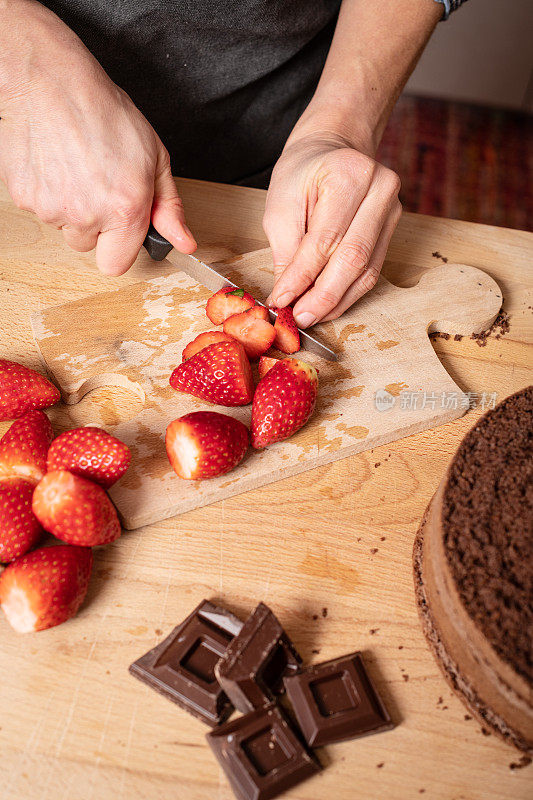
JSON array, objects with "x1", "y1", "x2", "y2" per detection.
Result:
[{"x1": 0, "y1": 0, "x2": 196, "y2": 275}]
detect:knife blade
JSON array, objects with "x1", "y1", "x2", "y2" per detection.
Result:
[{"x1": 143, "y1": 225, "x2": 337, "y2": 361}]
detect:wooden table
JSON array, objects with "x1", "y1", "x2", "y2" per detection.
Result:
[{"x1": 0, "y1": 179, "x2": 531, "y2": 800}]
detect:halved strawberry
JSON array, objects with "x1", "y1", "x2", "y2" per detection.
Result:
[
  {"x1": 0, "y1": 544, "x2": 93, "y2": 632},
  {"x1": 206, "y1": 287, "x2": 255, "y2": 325},
  {"x1": 0, "y1": 410, "x2": 54, "y2": 485},
  {"x1": 32, "y1": 470, "x2": 121, "y2": 546},
  {"x1": 0, "y1": 359, "x2": 60, "y2": 421},
  {"x1": 258, "y1": 356, "x2": 280, "y2": 380},
  {"x1": 248, "y1": 305, "x2": 270, "y2": 322},
  {"x1": 170, "y1": 340, "x2": 254, "y2": 406},
  {"x1": 272, "y1": 307, "x2": 300, "y2": 354},
  {"x1": 223, "y1": 308, "x2": 276, "y2": 361},
  {"x1": 0, "y1": 478, "x2": 43, "y2": 563},
  {"x1": 166, "y1": 411, "x2": 248, "y2": 480},
  {"x1": 46, "y1": 427, "x2": 130, "y2": 489},
  {"x1": 182, "y1": 331, "x2": 235, "y2": 361},
  {"x1": 251, "y1": 358, "x2": 318, "y2": 448}
]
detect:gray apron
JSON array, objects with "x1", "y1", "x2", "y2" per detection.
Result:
[{"x1": 42, "y1": 1, "x2": 341, "y2": 187}]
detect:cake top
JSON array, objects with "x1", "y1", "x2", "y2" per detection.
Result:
[{"x1": 442, "y1": 386, "x2": 532, "y2": 685}]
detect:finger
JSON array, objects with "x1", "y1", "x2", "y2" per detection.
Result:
[
  {"x1": 61, "y1": 225, "x2": 99, "y2": 253},
  {"x1": 269, "y1": 174, "x2": 367, "y2": 309},
  {"x1": 151, "y1": 144, "x2": 196, "y2": 254},
  {"x1": 263, "y1": 178, "x2": 305, "y2": 287},
  {"x1": 320, "y1": 204, "x2": 402, "y2": 322},
  {"x1": 95, "y1": 209, "x2": 151, "y2": 276},
  {"x1": 292, "y1": 193, "x2": 397, "y2": 327}
]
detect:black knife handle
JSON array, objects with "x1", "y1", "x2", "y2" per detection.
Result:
[{"x1": 143, "y1": 224, "x2": 173, "y2": 261}]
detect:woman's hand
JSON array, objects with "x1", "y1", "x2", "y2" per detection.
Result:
[
  {"x1": 264, "y1": 132, "x2": 402, "y2": 327},
  {"x1": 0, "y1": 0, "x2": 196, "y2": 275}
]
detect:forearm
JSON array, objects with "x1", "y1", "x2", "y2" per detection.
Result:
[{"x1": 289, "y1": 0, "x2": 442, "y2": 155}]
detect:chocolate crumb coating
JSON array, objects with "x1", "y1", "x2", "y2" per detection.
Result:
[{"x1": 442, "y1": 386, "x2": 533, "y2": 684}]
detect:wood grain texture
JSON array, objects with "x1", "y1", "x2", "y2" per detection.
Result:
[
  {"x1": 0, "y1": 179, "x2": 532, "y2": 800},
  {"x1": 32, "y1": 252, "x2": 502, "y2": 529}
]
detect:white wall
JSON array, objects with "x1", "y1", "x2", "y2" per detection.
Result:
[{"x1": 405, "y1": 0, "x2": 533, "y2": 111}]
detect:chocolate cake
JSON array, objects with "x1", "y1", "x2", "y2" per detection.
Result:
[{"x1": 414, "y1": 386, "x2": 533, "y2": 752}]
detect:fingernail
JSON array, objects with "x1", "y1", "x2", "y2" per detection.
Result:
[
  {"x1": 266, "y1": 294, "x2": 273, "y2": 306},
  {"x1": 294, "y1": 312, "x2": 316, "y2": 329},
  {"x1": 272, "y1": 292, "x2": 292, "y2": 308}
]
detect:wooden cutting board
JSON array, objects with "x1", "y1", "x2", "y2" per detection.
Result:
[{"x1": 32, "y1": 249, "x2": 501, "y2": 529}]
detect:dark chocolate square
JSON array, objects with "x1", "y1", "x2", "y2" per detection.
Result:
[
  {"x1": 129, "y1": 600, "x2": 243, "y2": 726},
  {"x1": 215, "y1": 602, "x2": 301, "y2": 713},
  {"x1": 207, "y1": 704, "x2": 320, "y2": 800},
  {"x1": 283, "y1": 652, "x2": 393, "y2": 747}
]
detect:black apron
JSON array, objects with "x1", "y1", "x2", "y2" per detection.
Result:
[{"x1": 42, "y1": 1, "x2": 341, "y2": 187}]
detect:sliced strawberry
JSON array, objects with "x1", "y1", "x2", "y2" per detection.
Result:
[
  {"x1": 272, "y1": 306, "x2": 300, "y2": 354},
  {"x1": 166, "y1": 411, "x2": 248, "y2": 480},
  {"x1": 0, "y1": 478, "x2": 43, "y2": 563},
  {"x1": 182, "y1": 331, "x2": 235, "y2": 361},
  {"x1": 251, "y1": 358, "x2": 318, "y2": 448},
  {"x1": 170, "y1": 340, "x2": 253, "y2": 406},
  {"x1": 206, "y1": 287, "x2": 255, "y2": 325},
  {"x1": 248, "y1": 305, "x2": 270, "y2": 322},
  {"x1": 0, "y1": 410, "x2": 54, "y2": 485},
  {"x1": 258, "y1": 356, "x2": 280, "y2": 380},
  {"x1": 0, "y1": 359, "x2": 60, "y2": 421},
  {"x1": 46, "y1": 427, "x2": 130, "y2": 489},
  {"x1": 0, "y1": 544, "x2": 93, "y2": 632},
  {"x1": 223, "y1": 308, "x2": 276, "y2": 361},
  {"x1": 32, "y1": 470, "x2": 121, "y2": 546}
]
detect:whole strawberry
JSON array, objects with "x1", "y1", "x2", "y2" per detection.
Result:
[
  {"x1": 0, "y1": 409, "x2": 54, "y2": 484},
  {"x1": 47, "y1": 427, "x2": 130, "y2": 489},
  {"x1": 170, "y1": 340, "x2": 254, "y2": 406},
  {"x1": 166, "y1": 411, "x2": 249, "y2": 480},
  {"x1": 0, "y1": 478, "x2": 43, "y2": 562},
  {"x1": 32, "y1": 470, "x2": 121, "y2": 546},
  {"x1": 251, "y1": 358, "x2": 318, "y2": 448},
  {"x1": 0, "y1": 544, "x2": 93, "y2": 632},
  {"x1": 0, "y1": 359, "x2": 60, "y2": 421}
]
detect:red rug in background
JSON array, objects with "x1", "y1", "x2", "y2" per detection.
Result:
[{"x1": 378, "y1": 95, "x2": 533, "y2": 232}]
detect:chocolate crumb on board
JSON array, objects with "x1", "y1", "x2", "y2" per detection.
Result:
[
  {"x1": 321, "y1": 607, "x2": 328, "y2": 618},
  {"x1": 437, "y1": 696, "x2": 443, "y2": 705},
  {"x1": 429, "y1": 310, "x2": 510, "y2": 347},
  {"x1": 312, "y1": 649, "x2": 320, "y2": 655},
  {"x1": 481, "y1": 727, "x2": 492, "y2": 737},
  {"x1": 398, "y1": 645, "x2": 404, "y2": 650},
  {"x1": 374, "y1": 462, "x2": 381, "y2": 468},
  {"x1": 432, "y1": 251, "x2": 448, "y2": 263},
  {"x1": 509, "y1": 756, "x2": 532, "y2": 770},
  {"x1": 380, "y1": 536, "x2": 386, "y2": 541},
  {"x1": 464, "y1": 714, "x2": 472, "y2": 721},
  {"x1": 402, "y1": 674, "x2": 409, "y2": 682},
  {"x1": 376, "y1": 762, "x2": 385, "y2": 769},
  {"x1": 312, "y1": 614, "x2": 318, "y2": 621},
  {"x1": 370, "y1": 548, "x2": 378, "y2": 555},
  {"x1": 369, "y1": 628, "x2": 379, "y2": 635}
]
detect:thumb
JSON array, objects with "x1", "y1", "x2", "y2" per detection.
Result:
[
  {"x1": 263, "y1": 178, "x2": 304, "y2": 298},
  {"x1": 151, "y1": 144, "x2": 197, "y2": 254}
]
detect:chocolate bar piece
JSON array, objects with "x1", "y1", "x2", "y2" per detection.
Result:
[
  {"x1": 207, "y1": 703, "x2": 320, "y2": 800},
  {"x1": 215, "y1": 602, "x2": 301, "y2": 713},
  {"x1": 129, "y1": 599, "x2": 243, "y2": 726},
  {"x1": 283, "y1": 651, "x2": 393, "y2": 747}
]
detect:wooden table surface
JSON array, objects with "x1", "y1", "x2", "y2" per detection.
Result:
[{"x1": 0, "y1": 179, "x2": 531, "y2": 800}]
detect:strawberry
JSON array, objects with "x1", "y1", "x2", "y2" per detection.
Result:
[
  {"x1": 0, "y1": 544, "x2": 93, "y2": 632},
  {"x1": 166, "y1": 411, "x2": 248, "y2": 480},
  {"x1": 182, "y1": 330, "x2": 235, "y2": 361},
  {"x1": 272, "y1": 306, "x2": 300, "y2": 354},
  {"x1": 247, "y1": 305, "x2": 270, "y2": 322},
  {"x1": 32, "y1": 470, "x2": 121, "y2": 546},
  {"x1": 46, "y1": 427, "x2": 130, "y2": 489},
  {"x1": 223, "y1": 307, "x2": 276, "y2": 360},
  {"x1": 170, "y1": 340, "x2": 254, "y2": 406},
  {"x1": 0, "y1": 359, "x2": 60, "y2": 421},
  {"x1": 0, "y1": 410, "x2": 54, "y2": 484},
  {"x1": 251, "y1": 358, "x2": 318, "y2": 448},
  {"x1": 206, "y1": 287, "x2": 255, "y2": 325},
  {"x1": 0, "y1": 478, "x2": 43, "y2": 563},
  {"x1": 258, "y1": 356, "x2": 280, "y2": 380}
]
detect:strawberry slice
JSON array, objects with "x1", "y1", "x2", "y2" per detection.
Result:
[
  {"x1": 46, "y1": 427, "x2": 131, "y2": 489},
  {"x1": 223, "y1": 308, "x2": 276, "y2": 360},
  {"x1": 272, "y1": 307, "x2": 300, "y2": 354},
  {"x1": 166, "y1": 411, "x2": 248, "y2": 480},
  {"x1": 206, "y1": 287, "x2": 255, "y2": 325},
  {"x1": 182, "y1": 330, "x2": 235, "y2": 361},
  {"x1": 258, "y1": 356, "x2": 280, "y2": 380},
  {"x1": 247, "y1": 305, "x2": 270, "y2": 322},
  {"x1": 251, "y1": 358, "x2": 318, "y2": 448},
  {"x1": 0, "y1": 359, "x2": 60, "y2": 421},
  {"x1": 0, "y1": 478, "x2": 43, "y2": 563},
  {"x1": 170, "y1": 340, "x2": 253, "y2": 406},
  {"x1": 32, "y1": 470, "x2": 121, "y2": 546},
  {"x1": 0, "y1": 410, "x2": 54, "y2": 485},
  {"x1": 0, "y1": 544, "x2": 93, "y2": 632}
]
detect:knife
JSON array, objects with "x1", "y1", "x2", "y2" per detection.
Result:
[{"x1": 142, "y1": 225, "x2": 337, "y2": 361}]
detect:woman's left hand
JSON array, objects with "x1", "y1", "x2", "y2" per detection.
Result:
[{"x1": 264, "y1": 133, "x2": 402, "y2": 328}]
